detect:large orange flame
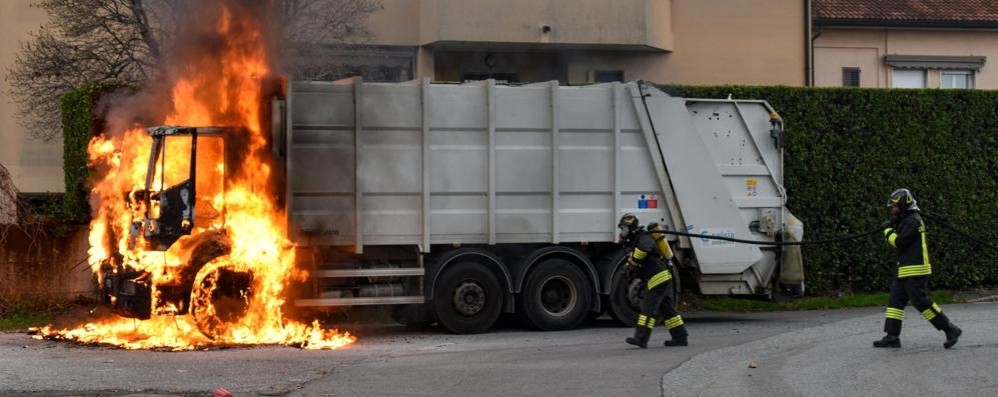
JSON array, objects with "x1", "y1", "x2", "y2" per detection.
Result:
[{"x1": 37, "y1": 2, "x2": 354, "y2": 350}]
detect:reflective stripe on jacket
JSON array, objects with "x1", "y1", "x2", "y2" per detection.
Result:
[{"x1": 884, "y1": 212, "x2": 930, "y2": 278}]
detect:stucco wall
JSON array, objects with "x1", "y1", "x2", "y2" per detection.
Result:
[
  {"x1": 815, "y1": 27, "x2": 998, "y2": 88},
  {"x1": 369, "y1": 0, "x2": 672, "y2": 49},
  {"x1": 0, "y1": 1, "x2": 63, "y2": 194},
  {"x1": 376, "y1": 0, "x2": 806, "y2": 85},
  {"x1": 650, "y1": 0, "x2": 806, "y2": 85}
]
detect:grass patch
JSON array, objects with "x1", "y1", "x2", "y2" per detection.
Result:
[
  {"x1": 700, "y1": 291, "x2": 955, "y2": 312},
  {"x1": 0, "y1": 309, "x2": 55, "y2": 331},
  {"x1": 0, "y1": 301, "x2": 74, "y2": 331}
]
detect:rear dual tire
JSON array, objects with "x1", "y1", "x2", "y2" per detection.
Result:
[
  {"x1": 432, "y1": 263, "x2": 504, "y2": 334},
  {"x1": 518, "y1": 259, "x2": 593, "y2": 331},
  {"x1": 430, "y1": 258, "x2": 597, "y2": 333},
  {"x1": 608, "y1": 254, "x2": 678, "y2": 327}
]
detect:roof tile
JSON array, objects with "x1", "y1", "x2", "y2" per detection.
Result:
[{"x1": 814, "y1": 0, "x2": 998, "y2": 23}]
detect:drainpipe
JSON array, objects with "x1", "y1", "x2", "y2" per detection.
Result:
[
  {"x1": 804, "y1": 0, "x2": 812, "y2": 86},
  {"x1": 811, "y1": 24, "x2": 823, "y2": 86}
]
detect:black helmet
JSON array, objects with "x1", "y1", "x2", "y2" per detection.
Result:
[
  {"x1": 888, "y1": 188, "x2": 919, "y2": 212},
  {"x1": 618, "y1": 213, "x2": 640, "y2": 242}
]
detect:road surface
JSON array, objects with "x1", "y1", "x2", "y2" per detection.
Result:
[{"x1": 1, "y1": 303, "x2": 995, "y2": 396}]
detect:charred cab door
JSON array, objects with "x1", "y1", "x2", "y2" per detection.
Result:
[{"x1": 143, "y1": 126, "x2": 225, "y2": 250}]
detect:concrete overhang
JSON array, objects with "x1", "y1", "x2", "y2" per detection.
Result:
[
  {"x1": 419, "y1": 0, "x2": 674, "y2": 52},
  {"x1": 425, "y1": 41, "x2": 669, "y2": 53}
]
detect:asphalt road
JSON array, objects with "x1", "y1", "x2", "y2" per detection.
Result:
[
  {"x1": 661, "y1": 303, "x2": 998, "y2": 397},
  {"x1": 1, "y1": 303, "x2": 995, "y2": 396}
]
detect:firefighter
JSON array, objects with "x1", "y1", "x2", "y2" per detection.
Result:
[
  {"x1": 618, "y1": 213, "x2": 688, "y2": 349},
  {"x1": 874, "y1": 188, "x2": 962, "y2": 349}
]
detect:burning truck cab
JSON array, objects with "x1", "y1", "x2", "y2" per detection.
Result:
[{"x1": 98, "y1": 126, "x2": 251, "y2": 338}]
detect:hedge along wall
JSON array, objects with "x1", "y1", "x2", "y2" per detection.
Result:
[
  {"x1": 60, "y1": 83, "x2": 131, "y2": 223},
  {"x1": 59, "y1": 85, "x2": 99, "y2": 223},
  {"x1": 660, "y1": 85, "x2": 998, "y2": 292}
]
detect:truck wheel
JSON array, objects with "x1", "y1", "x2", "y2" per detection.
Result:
[
  {"x1": 771, "y1": 279, "x2": 805, "y2": 304},
  {"x1": 609, "y1": 265, "x2": 680, "y2": 327},
  {"x1": 518, "y1": 259, "x2": 593, "y2": 331},
  {"x1": 190, "y1": 259, "x2": 253, "y2": 340},
  {"x1": 432, "y1": 263, "x2": 503, "y2": 334},
  {"x1": 608, "y1": 268, "x2": 644, "y2": 327}
]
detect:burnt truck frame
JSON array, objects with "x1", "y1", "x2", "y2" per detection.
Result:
[
  {"x1": 99, "y1": 127, "x2": 242, "y2": 327},
  {"x1": 98, "y1": 78, "x2": 805, "y2": 336}
]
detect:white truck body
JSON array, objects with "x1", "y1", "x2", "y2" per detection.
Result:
[{"x1": 281, "y1": 78, "x2": 803, "y2": 331}]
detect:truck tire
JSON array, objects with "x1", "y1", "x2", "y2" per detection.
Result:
[
  {"x1": 608, "y1": 268, "x2": 643, "y2": 327},
  {"x1": 432, "y1": 263, "x2": 503, "y2": 334},
  {"x1": 190, "y1": 259, "x2": 253, "y2": 340},
  {"x1": 608, "y1": 266, "x2": 679, "y2": 327},
  {"x1": 771, "y1": 279, "x2": 805, "y2": 304},
  {"x1": 518, "y1": 259, "x2": 593, "y2": 331}
]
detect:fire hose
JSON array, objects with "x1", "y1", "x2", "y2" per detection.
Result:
[
  {"x1": 640, "y1": 212, "x2": 997, "y2": 254},
  {"x1": 921, "y1": 212, "x2": 998, "y2": 253},
  {"x1": 638, "y1": 226, "x2": 880, "y2": 246}
]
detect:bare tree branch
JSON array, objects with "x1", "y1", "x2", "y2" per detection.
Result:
[{"x1": 5, "y1": 0, "x2": 382, "y2": 141}]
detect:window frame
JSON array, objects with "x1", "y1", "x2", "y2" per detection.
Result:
[
  {"x1": 842, "y1": 67, "x2": 861, "y2": 87},
  {"x1": 594, "y1": 70, "x2": 625, "y2": 83},
  {"x1": 891, "y1": 68, "x2": 927, "y2": 89},
  {"x1": 941, "y1": 70, "x2": 975, "y2": 89}
]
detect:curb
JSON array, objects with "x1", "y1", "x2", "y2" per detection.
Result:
[{"x1": 965, "y1": 295, "x2": 998, "y2": 304}]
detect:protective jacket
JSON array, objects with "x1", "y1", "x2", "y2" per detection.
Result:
[
  {"x1": 626, "y1": 233, "x2": 671, "y2": 286},
  {"x1": 622, "y1": 230, "x2": 687, "y2": 348},
  {"x1": 883, "y1": 211, "x2": 930, "y2": 278}
]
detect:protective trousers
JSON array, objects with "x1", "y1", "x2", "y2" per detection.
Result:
[
  {"x1": 632, "y1": 266, "x2": 687, "y2": 346},
  {"x1": 883, "y1": 276, "x2": 953, "y2": 336}
]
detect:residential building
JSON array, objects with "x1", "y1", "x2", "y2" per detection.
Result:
[
  {"x1": 813, "y1": 0, "x2": 997, "y2": 89},
  {"x1": 339, "y1": 0, "x2": 809, "y2": 86},
  {"x1": 0, "y1": 1, "x2": 60, "y2": 194}
]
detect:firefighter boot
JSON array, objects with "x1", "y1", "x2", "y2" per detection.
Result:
[
  {"x1": 873, "y1": 334, "x2": 901, "y2": 348},
  {"x1": 664, "y1": 325, "x2": 688, "y2": 347},
  {"x1": 626, "y1": 326, "x2": 651, "y2": 349},
  {"x1": 944, "y1": 324, "x2": 962, "y2": 349}
]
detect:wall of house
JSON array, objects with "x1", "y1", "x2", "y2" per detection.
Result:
[
  {"x1": 0, "y1": 1, "x2": 63, "y2": 194},
  {"x1": 815, "y1": 27, "x2": 998, "y2": 88},
  {"x1": 369, "y1": 0, "x2": 807, "y2": 86}
]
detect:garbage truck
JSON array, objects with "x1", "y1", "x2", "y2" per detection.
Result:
[{"x1": 98, "y1": 78, "x2": 805, "y2": 335}]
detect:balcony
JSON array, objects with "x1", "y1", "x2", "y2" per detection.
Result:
[{"x1": 369, "y1": 0, "x2": 673, "y2": 52}]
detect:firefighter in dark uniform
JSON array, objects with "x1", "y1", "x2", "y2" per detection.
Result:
[
  {"x1": 618, "y1": 214, "x2": 688, "y2": 348},
  {"x1": 874, "y1": 188, "x2": 962, "y2": 348}
]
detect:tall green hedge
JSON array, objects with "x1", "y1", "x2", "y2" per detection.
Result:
[
  {"x1": 62, "y1": 84, "x2": 97, "y2": 221},
  {"x1": 661, "y1": 85, "x2": 998, "y2": 292},
  {"x1": 59, "y1": 85, "x2": 98, "y2": 223},
  {"x1": 60, "y1": 83, "x2": 130, "y2": 223}
]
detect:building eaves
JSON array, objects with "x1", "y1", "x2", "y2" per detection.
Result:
[
  {"x1": 814, "y1": 18, "x2": 998, "y2": 29},
  {"x1": 814, "y1": 0, "x2": 998, "y2": 28}
]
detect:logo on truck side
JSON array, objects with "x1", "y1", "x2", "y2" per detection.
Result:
[{"x1": 699, "y1": 228, "x2": 736, "y2": 248}]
